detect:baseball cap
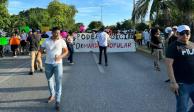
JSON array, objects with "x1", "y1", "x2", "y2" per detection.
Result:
[
  {"x1": 177, "y1": 25, "x2": 190, "y2": 32},
  {"x1": 172, "y1": 26, "x2": 178, "y2": 29},
  {"x1": 165, "y1": 27, "x2": 172, "y2": 33}
]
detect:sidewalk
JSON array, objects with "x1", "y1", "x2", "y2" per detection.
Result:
[{"x1": 136, "y1": 45, "x2": 152, "y2": 54}]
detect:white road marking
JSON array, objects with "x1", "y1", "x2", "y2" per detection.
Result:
[
  {"x1": 92, "y1": 53, "x2": 105, "y2": 74},
  {"x1": 0, "y1": 62, "x2": 29, "y2": 84}
]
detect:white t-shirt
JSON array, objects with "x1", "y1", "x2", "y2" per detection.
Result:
[
  {"x1": 41, "y1": 38, "x2": 67, "y2": 64},
  {"x1": 143, "y1": 31, "x2": 150, "y2": 41},
  {"x1": 97, "y1": 32, "x2": 110, "y2": 47},
  {"x1": 21, "y1": 33, "x2": 28, "y2": 41}
]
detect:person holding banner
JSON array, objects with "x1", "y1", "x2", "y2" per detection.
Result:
[{"x1": 97, "y1": 27, "x2": 110, "y2": 66}]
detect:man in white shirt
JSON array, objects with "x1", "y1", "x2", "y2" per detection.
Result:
[
  {"x1": 97, "y1": 27, "x2": 110, "y2": 66},
  {"x1": 39, "y1": 27, "x2": 68, "y2": 111},
  {"x1": 142, "y1": 29, "x2": 151, "y2": 48},
  {"x1": 20, "y1": 30, "x2": 28, "y2": 53}
]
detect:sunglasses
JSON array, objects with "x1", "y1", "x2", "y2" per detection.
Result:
[{"x1": 179, "y1": 30, "x2": 190, "y2": 36}]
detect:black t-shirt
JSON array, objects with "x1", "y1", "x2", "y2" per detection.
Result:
[
  {"x1": 151, "y1": 36, "x2": 162, "y2": 49},
  {"x1": 166, "y1": 41, "x2": 194, "y2": 84},
  {"x1": 41, "y1": 33, "x2": 49, "y2": 38},
  {"x1": 168, "y1": 35, "x2": 177, "y2": 45},
  {"x1": 27, "y1": 34, "x2": 40, "y2": 51}
]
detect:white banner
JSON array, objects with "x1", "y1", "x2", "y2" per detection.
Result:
[{"x1": 73, "y1": 33, "x2": 136, "y2": 52}]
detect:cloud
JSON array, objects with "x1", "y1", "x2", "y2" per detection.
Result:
[
  {"x1": 102, "y1": 0, "x2": 132, "y2": 6},
  {"x1": 8, "y1": 0, "x2": 22, "y2": 8},
  {"x1": 78, "y1": 6, "x2": 100, "y2": 13}
]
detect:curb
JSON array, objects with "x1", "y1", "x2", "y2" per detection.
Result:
[{"x1": 136, "y1": 46, "x2": 151, "y2": 54}]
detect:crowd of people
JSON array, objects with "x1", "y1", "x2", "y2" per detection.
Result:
[
  {"x1": 0, "y1": 26, "x2": 111, "y2": 111},
  {"x1": 140, "y1": 24, "x2": 194, "y2": 112},
  {"x1": 0, "y1": 24, "x2": 194, "y2": 112}
]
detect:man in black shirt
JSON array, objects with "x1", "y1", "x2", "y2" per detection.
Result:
[
  {"x1": 165, "y1": 26, "x2": 178, "y2": 82},
  {"x1": 168, "y1": 26, "x2": 178, "y2": 45},
  {"x1": 165, "y1": 25, "x2": 194, "y2": 112},
  {"x1": 150, "y1": 27, "x2": 163, "y2": 71},
  {"x1": 27, "y1": 30, "x2": 43, "y2": 75}
]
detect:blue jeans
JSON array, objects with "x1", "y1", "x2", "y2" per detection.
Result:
[
  {"x1": 176, "y1": 83, "x2": 194, "y2": 112},
  {"x1": 45, "y1": 63, "x2": 63, "y2": 103}
]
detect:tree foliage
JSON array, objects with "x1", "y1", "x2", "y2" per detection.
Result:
[
  {"x1": 18, "y1": 8, "x2": 50, "y2": 29},
  {"x1": 87, "y1": 21, "x2": 104, "y2": 30},
  {"x1": 0, "y1": 0, "x2": 10, "y2": 30},
  {"x1": 47, "y1": 1, "x2": 78, "y2": 30},
  {"x1": 132, "y1": 0, "x2": 194, "y2": 26},
  {"x1": 135, "y1": 23, "x2": 149, "y2": 31}
]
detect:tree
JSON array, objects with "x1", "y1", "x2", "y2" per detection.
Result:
[
  {"x1": 131, "y1": 0, "x2": 174, "y2": 26},
  {"x1": 121, "y1": 19, "x2": 133, "y2": 30},
  {"x1": 116, "y1": 22, "x2": 122, "y2": 30},
  {"x1": 47, "y1": 0, "x2": 78, "y2": 30},
  {"x1": 87, "y1": 21, "x2": 104, "y2": 30},
  {"x1": 135, "y1": 22, "x2": 149, "y2": 31},
  {"x1": 18, "y1": 8, "x2": 50, "y2": 29},
  {"x1": 0, "y1": 0, "x2": 10, "y2": 30},
  {"x1": 173, "y1": 0, "x2": 193, "y2": 24},
  {"x1": 131, "y1": 0, "x2": 194, "y2": 27}
]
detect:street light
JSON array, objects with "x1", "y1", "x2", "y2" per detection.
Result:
[{"x1": 100, "y1": 5, "x2": 103, "y2": 24}]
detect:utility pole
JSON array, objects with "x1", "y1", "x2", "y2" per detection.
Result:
[
  {"x1": 100, "y1": 5, "x2": 103, "y2": 24},
  {"x1": 133, "y1": 0, "x2": 136, "y2": 31}
]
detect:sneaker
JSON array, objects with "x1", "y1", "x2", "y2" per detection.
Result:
[
  {"x1": 69, "y1": 62, "x2": 74, "y2": 64},
  {"x1": 47, "y1": 96, "x2": 55, "y2": 103},
  {"x1": 29, "y1": 71, "x2": 34, "y2": 75},
  {"x1": 55, "y1": 102, "x2": 60, "y2": 111},
  {"x1": 155, "y1": 66, "x2": 160, "y2": 71},
  {"x1": 165, "y1": 79, "x2": 170, "y2": 82},
  {"x1": 40, "y1": 69, "x2": 44, "y2": 72}
]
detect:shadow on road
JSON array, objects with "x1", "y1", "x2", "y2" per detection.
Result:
[
  {"x1": 0, "y1": 86, "x2": 48, "y2": 93},
  {"x1": 0, "y1": 98, "x2": 47, "y2": 103},
  {"x1": 0, "y1": 106, "x2": 56, "y2": 112},
  {"x1": 0, "y1": 71, "x2": 29, "y2": 76}
]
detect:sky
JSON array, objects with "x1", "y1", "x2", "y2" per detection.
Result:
[{"x1": 8, "y1": 0, "x2": 135, "y2": 27}]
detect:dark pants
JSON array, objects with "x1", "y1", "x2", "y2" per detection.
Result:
[
  {"x1": 99, "y1": 46, "x2": 108, "y2": 64},
  {"x1": 0, "y1": 45, "x2": 3, "y2": 57},
  {"x1": 11, "y1": 45, "x2": 19, "y2": 56},
  {"x1": 67, "y1": 43, "x2": 74, "y2": 63}
]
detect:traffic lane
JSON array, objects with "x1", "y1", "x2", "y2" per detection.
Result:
[
  {"x1": 104, "y1": 52, "x2": 175, "y2": 112},
  {"x1": 0, "y1": 52, "x2": 176, "y2": 112},
  {"x1": 0, "y1": 60, "x2": 55, "y2": 112},
  {"x1": 60, "y1": 52, "x2": 175, "y2": 112}
]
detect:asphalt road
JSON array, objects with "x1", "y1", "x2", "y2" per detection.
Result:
[{"x1": 0, "y1": 52, "x2": 176, "y2": 112}]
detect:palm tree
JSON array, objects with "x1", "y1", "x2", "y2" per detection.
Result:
[
  {"x1": 132, "y1": 0, "x2": 194, "y2": 24},
  {"x1": 173, "y1": 0, "x2": 193, "y2": 24},
  {"x1": 132, "y1": 0, "x2": 174, "y2": 25},
  {"x1": 173, "y1": 0, "x2": 194, "y2": 41}
]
